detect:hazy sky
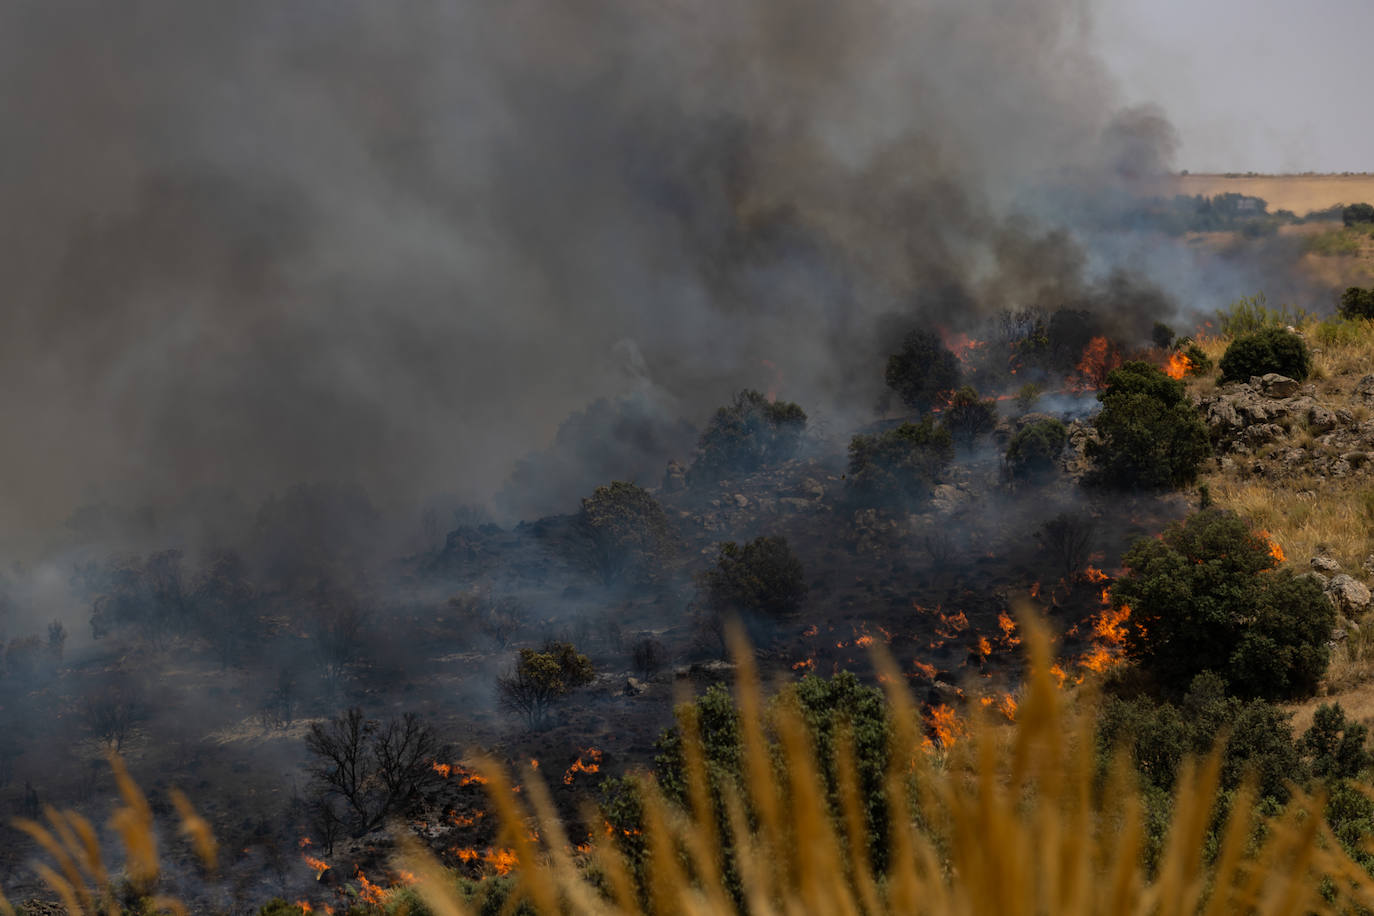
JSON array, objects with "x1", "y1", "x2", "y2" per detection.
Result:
[{"x1": 1098, "y1": 0, "x2": 1374, "y2": 173}]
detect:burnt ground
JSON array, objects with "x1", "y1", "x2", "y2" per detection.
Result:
[{"x1": 0, "y1": 409, "x2": 1189, "y2": 912}]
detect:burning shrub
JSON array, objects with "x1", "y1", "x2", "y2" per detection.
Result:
[
  {"x1": 574, "y1": 481, "x2": 674, "y2": 587},
  {"x1": 940, "y1": 386, "x2": 998, "y2": 450},
  {"x1": 688, "y1": 390, "x2": 806, "y2": 485},
  {"x1": 1086, "y1": 361, "x2": 1209, "y2": 490},
  {"x1": 1180, "y1": 342, "x2": 1212, "y2": 377},
  {"x1": 884, "y1": 329, "x2": 961, "y2": 413},
  {"x1": 846, "y1": 419, "x2": 953, "y2": 511},
  {"x1": 1339, "y1": 286, "x2": 1374, "y2": 321},
  {"x1": 1112, "y1": 509, "x2": 1334, "y2": 700},
  {"x1": 699, "y1": 536, "x2": 808, "y2": 623},
  {"x1": 1006, "y1": 418, "x2": 1067, "y2": 480},
  {"x1": 497, "y1": 642, "x2": 596, "y2": 729},
  {"x1": 1219, "y1": 327, "x2": 1312, "y2": 383}
]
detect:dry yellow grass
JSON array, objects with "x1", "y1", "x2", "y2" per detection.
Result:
[
  {"x1": 1156, "y1": 174, "x2": 1374, "y2": 216},
  {"x1": 10, "y1": 616, "x2": 1374, "y2": 915}
]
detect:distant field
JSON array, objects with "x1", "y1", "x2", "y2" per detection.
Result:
[{"x1": 1153, "y1": 173, "x2": 1374, "y2": 215}]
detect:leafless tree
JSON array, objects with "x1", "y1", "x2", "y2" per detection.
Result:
[
  {"x1": 1040, "y1": 511, "x2": 1096, "y2": 590},
  {"x1": 631, "y1": 636, "x2": 667, "y2": 680},
  {"x1": 81, "y1": 676, "x2": 145, "y2": 751}
]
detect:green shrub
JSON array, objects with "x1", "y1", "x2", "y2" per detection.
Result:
[
  {"x1": 940, "y1": 386, "x2": 997, "y2": 449},
  {"x1": 1219, "y1": 327, "x2": 1312, "y2": 383},
  {"x1": 1338, "y1": 286, "x2": 1374, "y2": 321},
  {"x1": 846, "y1": 419, "x2": 954, "y2": 510},
  {"x1": 1302, "y1": 704, "x2": 1372, "y2": 781},
  {"x1": 699, "y1": 536, "x2": 808, "y2": 620},
  {"x1": 1343, "y1": 203, "x2": 1374, "y2": 226},
  {"x1": 1111, "y1": 509, "x2": 1334, "y2": 699},
  {"x1": 1014, "y1": 382, "x2": 1043, "y2": 412},
  {"x1": 1305, "y1": 228, "x2": 1363, "y2": 256},
  {"x1": 1006, "y1": 418, "x2": 1067, "y2": 479},
  {"x1": 1312, "y1": 317, "x2": 1368, "y2": 348},
  {"x1": 1214, "y1": 293, "x2": 1309, "y2": 337},
  {"x1": 497, "y1": 642, "x2": 595, "y2": 729},
  {"x1": 884, "y1": 329, "x2": 961, "y2": 413},
  {"x1": 576, "y1": 481, "x2": 673, "y2": 586},
  {"x1": 1085, "y1": 362, "x2": 1210, "y2": 490},
  {"x1": 1181, "y1": 343, "x2": 1212, "y2": 376},
  {"x1": 689, "y1": 390, "x2": 806, "y2": 484}
]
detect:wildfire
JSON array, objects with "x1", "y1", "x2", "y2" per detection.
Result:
[
  {"x1": 1074, "y1": 336, "x2": 1121, "y2": 390},
  {"x1": 530, "y1": 758, "x2": 539, "y2": 769},
  {"x1": 791, "y1": 658, "x2": 815, "y2": 672},
  {"x1": 935, "y1": 610, "x2": 969, "y2": 639},
  {"x1": 1258, "y1": 529, "x2": 1287, "y2": 563},
  {"x1": 802, "y1": 624, "x2": 819, "y2": 637},
  {"x1": 854, "y1": 634, "x2": 875, "y2": 648},
  {"x1": 449, "y1": 811, "x2": 484, "y2": 828},
  {"x1": 298, "y1": 837, "x2": 312, "y2": 848},
  {"x1": 356, "y1": 869, "x2": 386, "y2": 906},
  {"x1": 974, "y1": 636, "x2": 992, "y2": 658},
  {"x1": 432, "y1": 761, "x2": 452, "y2": 779},
  {"x1": 1164, "y1": 350, "x2": 1193, "y2": 380},
  {"x1": 979, "y1": 694, "x2": 1017, "y2": 722},
  {"x1": 924, "y1": 704, "x2": 966, "y2": 749},
  {"x1": 303, "y1": 855, "x2": 329, "y2": 880},
  {"x1": 998, "y1": 612, "x2": 1020, "y2": 647},
  {"x1": 1082, "y1": 565, "x2": 1109, "y2": 583},
  {"x1": 1049, "y1": 664, "x2": 1068, "y2": 688},
  {"x1": 1029, "y1": 581, "x2": 1041, "y2": 599},
  {"x1": 295, "y1": 902, "x2": 312, "y2": 914},
  {"x1": 452, "y1": 846, "x2": 520, "y2": 874},
  {"x1": 912, "y1": 660, "x2": 937, "y2": 679},
  {"x1": 563, "y1": 748, "x2": 603, "y2": 785}
]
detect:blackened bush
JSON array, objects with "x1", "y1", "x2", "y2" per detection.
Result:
[
  {"x1": 847, "y1": 419, "x2": 953, "y2": 511},
  {"x1": 884, "y1": 330, "x2": 960, "y2": 413},
  {"x1": 1112, "y1": 509, "x2": 1334, "y2": 699},
  {"x1": 1086, "y1": 362, "x2": 1210, "y2": 490},
  {"x1": 1339, "y1": 287, "x2": 1374, "y2": 321},
  {"x1": 940, "y1": 386, "x2": 997, "y2": 450},
  {"x1": 1218, "y1": 327, "x2": 1311, "y2": 383},
  {"x1": 700, "y1": 536, "x2": 807, "y2": 620},
  {"x1": 1006, "y1": 418, "x2": 1067, "y2": 479},
  {"x1": 689, "y1": 390, "x2": 806, "y2": 484}
]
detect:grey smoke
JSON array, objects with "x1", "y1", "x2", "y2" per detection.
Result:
[{"x1": 0, "y1": 0, "x2": 1292, "y2": 539}]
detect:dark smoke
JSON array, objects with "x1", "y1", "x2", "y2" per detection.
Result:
[{"x1": 0, "y1": 0, "x2": 1215, "y2": 539}]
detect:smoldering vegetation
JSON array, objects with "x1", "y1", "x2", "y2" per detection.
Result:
[{"x1": 0, "y1": 0, "x2": 1349, "y2": 909}]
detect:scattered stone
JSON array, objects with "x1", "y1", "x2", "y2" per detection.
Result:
[
  {"x1": 1312, "y1": 556, "x2": 1342, "y2": 574},
  {"x1": 1355, "y1": 375, "x2": 1374, "y2": 403},
  {"x1": 662, "y1": 459, "x2": 687, "y2": 492},
  {"x1": 1260, "y1": 374, "x2": 1300, "y2": 398},
  {"x1": 1307, "y1": 404, "x2": 1339, "y2": 433},
  {"x1": 1326, "y1": 574, "x2": 1372, "y2": 616},
  {"x1": 732, "y1": 493, "x2": 750, "y2": 509},
  {"x1": 623, "y1": 677, "x2": 645, "y2": 696}
]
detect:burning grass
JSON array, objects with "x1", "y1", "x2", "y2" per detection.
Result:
[{"x1": 12, "y1": 617, "x2": 1374, "y2": 915}]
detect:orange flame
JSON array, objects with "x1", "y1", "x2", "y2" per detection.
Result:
[
  {"x1": 1257, "y1": 530, "x2": 1286, "y2": 563},
  {"x1": 1029, "y1": 581, "x2": 1041, "y2": 599},
  {"x1": 974, "y1": 636, "x2": 992, "y2": 657},
  {"x1": 855, "y1": 633, "x2": 875, "y2": 648},
  {"x1": 1082, "y1": 565, "x2": 1109, "y2": 584},
  {"x1": 432, "y1": 761, "x2": 452, "y2": 779},
  {"x1": 912, "y1": 660, "x2": 937, "y2": 679},
  {"x1": 563, "y1": 748, "x2": 603, "y2": 785},
  {"x1": 935, "y1": 611, "x2": 969, "y2": 639},
  {"x1": 1074, "y1": 336, "x2": 1121, "y2": 389},
  {"x1": 296, "y1": 901, "x2": 313, "y2": 914},
  {"x1": 303, "y1": 855, "x2": 329, "y2": 880},
  {"x1": 453, "y1": 764, "x2": 487, "y2": 786},
  {"x1": 802, "y1": 624, "x2": 819, "y2": 637},
  {"x1": 356, "y1": 869, "x2": 386, "y2": 906},
  {"x1": 924, "y1": 704, "x2": 966, "y2": 749},
  {"x1": 792, "y1": 658, "x2": 815, "y2": 672},
  {"x1": 1048, "y1": 664, "x2": 1068, "y2": 689},
  {"x1": 997, "y1": 612, "x2": 1020, "y2": 648},
  {"x1": 298, "y1": 837, "x2": 312, "y2": 848},
  {"x1": 1164, "y1": 351, "x2": 1192, "y2": 380},
  {"x1": 449, "y1": 811, "x2": 484, "y2": 828}
]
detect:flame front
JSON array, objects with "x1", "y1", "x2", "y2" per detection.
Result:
[
  {"x1": 924, "y1": 704, "x2": 966, "y2": 749},
  {"x1": 563, "y1": 748, "x2": 603, "y2": 785},
  {"x1": 303, "y1": 854, "x2": 329, "y2": 880},
  {"x1": 1164, "y1": 350, "x2": 1192, "y2": 380},
  {"x1": 1258, "y1": 529, "x2": 1286, "y2": 563}
]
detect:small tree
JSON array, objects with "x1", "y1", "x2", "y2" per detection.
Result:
[
  {"x1": 1343, "y1": 203, "x2": 1374, "y2": 226},
  {"x1": 1040, "y1": 512, "x2": 1096, "y2": 586},
  {"x1": 940, "y1": 386, "x2": 997, "y2": 450},
  {"x1": 847, "y1": 419, "x2": 954, "y2": 511},
  {"x1": 497, "y1": 642, "x2": 595, "y2": 729},
  {"x1": 576, "y1": 481, "x2": 673, "y2": 586},
  {"x1": 1218, "y1": 327, "x2": 1312, "y2": 383},
  {"x1": 630, "y1": 635, "x2": 668, "y2": 680},
  {"x1": 304, "y1": 707, "x2": 445, "y2": 836},
  {"x1": 1086, "y1": 362, "x2": 1210, "y2": 490},
  {"x1": 700, "y1": 536, "x2": 808, "y2": 622},
  {"x1": 1006, "y1": 418, "x2": 1067, "y2": 480},
  {"x1": 1302, "y1": 704, "x2": 1372, "y2": 781},
  {"x1": 1112, "y1": 509, "x2": 1334, "y2": 699},
  {"x1": 688, "y1": 390, "x2": 807, "y2": 484},
  {"x1": 884, "y1": 330, "x2": 961, "y2": 413},
  {"x1": 1339, "y1": 287, "x2": 1374, "y2": 321}
]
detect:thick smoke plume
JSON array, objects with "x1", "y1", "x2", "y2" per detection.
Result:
[{"x1": 0, "y1": 0, "x2": 1240, "y2": 537}]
